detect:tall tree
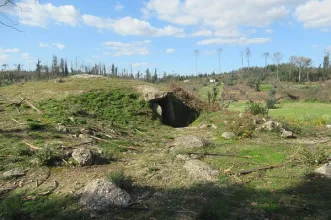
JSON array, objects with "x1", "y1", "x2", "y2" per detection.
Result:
[
  {"x1": 193, "y1": 49, "x2": 200, "y2": 76},
  {"x1": 245, "y1": 47, "x2": 251, "y2": 67},
  {"x1": 36, "y1": 59, "x2": 42, "y2": 78},
  {"x1": 52, "y1": 55, "x2": 59, "y2": 76},
  {"x1": 60, "y1": 58, "x2": 65, "y2": 76},
  {"x1": 114, "y1": 67, "x2": 118, "y2": 77},
  {"x1": 263, "y1": 52, "x2": 270, "y2": 67},
  {"x1": 323, "y1": 52, "x2": 330, "y2": 78},
  {"x1": 273, "y1": 52, "x2": 284, "y2": 81},
  {"x1": 136, "y1": 71, "x2": 140, "y2": 80},
  {"x1": 64, "y1": 60, "x2": 69, "y2": 76},
  {"x1": 145, "y1": 68, "x2": 151, "y2": 82},
  {"x1": 240, "y1": 51, "x2": 244, "y2": 67},
  {"x1": 152, "y1": 68, "x2": 158, "y2": 83},
  {"x1": 292, "y1": 56, "x2": 312, "y2": 83},
  {"x1": 111, "y1": 64, "x2": 115, "y2": 76},
  {"x1": 217, "y1": 48, "x2": 222, "y2": 74}
]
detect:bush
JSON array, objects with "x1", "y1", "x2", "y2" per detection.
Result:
[
  {"x1": 300, "y1": 147, "x2": 328, "y2": 166},
  {"x1": 247, "y1": 77, "x2": 261, "y2": 91},
  {"x1": 35, "y1": 146, "x2": 57, "y2": 166},
  {"x1": 245, "y1": 101, "x2": 268, "y2": 116},
  {"x1": 228, "y1": 117, "x2": 256, "y2": 138},
  {"x1": 107, "y1": 170, "x2": 133, "y2": 192},
  {"x1": 266, "y1": 88, "x2": 277, "y2": 109}
]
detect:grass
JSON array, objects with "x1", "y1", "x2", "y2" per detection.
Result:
[{"x1": 1, "y1": 77, "x2": 331, "y2": 219}]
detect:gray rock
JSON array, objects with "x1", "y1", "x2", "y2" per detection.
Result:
[
  {"x1": 3, "y1": 168, "x2": 25, "y2": 178},
  {"x1": 172, "y1": 135, "x2": 207, "y2": 149},
  {"x1": 256, "y1": 121, "x2": 282, "y2": 132},
  {"x1": 183, "y1": 160, "x2": 219, "y2": 181},
  {"x1": 80, "y1": 179, "x2": 131, "y2": 210},
  {"x1": 326, "y1": 125, "x2": 331, "y2": 129},
  {"x1": 78, "y1": 134, "x2": 93, "y2": 143},
  {"x1": 72, "y1": 148, "x2": 94, "y2": 166},
  {"x1": 56, "y1": 124, "x2": 68, "y2": 132},
  {"x1": 136, "y1": 85, "x2": 169, "y2": 102},
  {"x1": 222, "y1": 132, "x2": 236, "y2": 140},
  {"x1": 314, "y1": 162, "x2": 331, "y2": 178},
  {"x1": 281, "y1": 129, "x2": 295, "y2": 138}
]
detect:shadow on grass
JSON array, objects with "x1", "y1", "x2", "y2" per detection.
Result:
[{"x1": 1, "y1": 173, "x2": 331, "y2": 220}]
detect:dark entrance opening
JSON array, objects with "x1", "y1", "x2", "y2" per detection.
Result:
[{"x1": 151, "y1": 94, "x2": 200, "y2": 128}]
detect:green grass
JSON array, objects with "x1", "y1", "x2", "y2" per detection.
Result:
[
  {"x1": 260, "y1": 83, "x2": 273, "y2": 91},
  {"x1": 197, "y1": 83, "x2": 223, "y2": 102}
]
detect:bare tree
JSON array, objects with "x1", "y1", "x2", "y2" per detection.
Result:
[
  {"x1": 0, "y1": 0, "x2": 38, "y2": 31},
  {"x1": 262, "y1": 52, "x2": 270, "y2": 67},
  {"x1": 273, "y1": 52, "x2": 284, "y2": 81},
  {"x1": 291, "y1": 56, "x2": 312, "y2": 83},
  {"x1": 217, "y1": 48, "x2": 222, "y2": 74},
  {"x1": 240, "y1": 51, "x2": 244, "y2": 67},
  {"x1": 245, "y1": 47, "x2": 251, "y2": 67},
  {"x1": 193, "y1": 49, "x2": 200, "y2": 76}
]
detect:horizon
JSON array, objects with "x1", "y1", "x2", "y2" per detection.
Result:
[{"x1": 1, "y1": 0, "x2": 331, "y2": 75}]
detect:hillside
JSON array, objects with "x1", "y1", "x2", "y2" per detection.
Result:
[{"x1": 0, "y1": 77, "x2": 331, "y2": 220}]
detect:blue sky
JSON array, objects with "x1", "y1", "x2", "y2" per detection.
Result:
[{"x1": 0, "y1": 0, "x2": 331, "y2": 75}]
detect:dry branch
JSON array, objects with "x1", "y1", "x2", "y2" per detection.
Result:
[
  {"x1": 22, "y1": 99, "x2": 43, "y2": 115},
  {"x1": 187, "y1": 152, "x2": 252, "y2": 159},
  {"x1": 36, "y1": 168, "x2": 51, "y2": 187},
  {"x1": 90, "y1": 135, "x2": 111, "y2": 143},
  {"x1": 23, "y1": 141, "x2": 41, "y2": 151}
]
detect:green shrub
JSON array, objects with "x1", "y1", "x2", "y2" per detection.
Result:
[
  {"x1": 266, "y1": 88, "x2": 277, "y2": 109},
  {"x1": 300, "y1": 147, "x2": 328, "y2": 166},
  {"x1": 35, "y1": 146, "x2": 57, "y2": 166},
  {"x1": 107, "y1": 170, "x2": 133, "y2": 192},
  {"x1": 228, "y1": 117, "x2": 256, "y2": 138},
  {"x1": 245, "y1": 101, "x2": 268, "y2": 116}
]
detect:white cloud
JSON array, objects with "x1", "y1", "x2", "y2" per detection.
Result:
[
  {"x1": 39, "y1": 42, "x2": 50, "y2": 48},
  {"x1": 265, "y1": 29, "x2": 274, "y2": 34},
  {"x1": 52, "y1": 43, "x2": 65, "y2": 50},
  {"x1": 295, "y1": 0, "x2": 331, "y2": 29},
  {"x1": 144, "y1": 0, "x2": 306, "y2": 30},
  {"x1": 247, "y1": 29, "x2": 257, "y2": 34},
  {"x1": 82, "y1": 15, "x2": 184, "y2": 37},
  {"x1": 115, "y1": 2, "x2": 124, "y2": 11},
  {"x1": 21, "y1": 53, "x2": 30, "y2": 60},
  {"x1": 102, "y1": 40, "x2": 151, "y2": 56},
  {"x1": 2, "y1": 0, "x2": 80, "y2": 27},
  {"x1": 326, "y1": 46, "x2": 331, "y2": 53},
  {"x1": 0, "y1": 48, "x2": 20, "y2": 53},
  {"x1": 191, "y1": 29, "x2": 213, "y2": 37},
  {"x1": 197, "y1": 37, "x2": 271, "y2": 45},
  {"x1": 132, "y1": 62, "x2": 148, "y2": 68},
  {"x1": 0, "y1": 54, "x2": 8, "y2": 63},
  {"x1": 166, "y1": 48, "x2": 175, "y2": 54}
]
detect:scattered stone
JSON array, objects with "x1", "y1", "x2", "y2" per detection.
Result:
[
  {"x1": 72, "y1": 148, "x2": 94, "y2": 166},
  {"x1": 281, "y1": 129, "x2": 296, "y2": 139},
  {"x1": 211, "y1": 124, "x2": 218, "y2": 129},
  {"x1": 80, "y1": 179, "x2": 131, "y2": 211},
  {"x1": 176, "y1": 154, "x2": 190, "y2": 161},
  {"x1": 54, "y1": 79, "x2": 65, "y2": 83},
  {"x1": 256, "y1": 121, "x2": 282, "y2": 132},
  {"x1": 56, "y1": 124, "x2": 68, "y2": 133},
  {"x1": 314, "y1": 162, "x2": 331, "y2": 178},
  {"x1": 327, "y1": 125, "x2": 331, "y2": 129},
  {"x1": 172, "y1": 135, "x2": 207, "y2": 149},
  {"x1": 222, "y1": 132, "x2": 236, "y2": 140},
  {"x1": 183, "y1": 160, "x2": 219, "y2": 181},
  {"x1": 78, "y1": 134, "x2": 93, "y2": 143},
  {"x1": 3, "y1": 168, "x2": 25, "y2": 178},
  {"x1": 80, "y1": 128, "x2": 96, "y2": 136},
  {"x1": 199, "y1": 124, "x2": 208, "y2": 129}
]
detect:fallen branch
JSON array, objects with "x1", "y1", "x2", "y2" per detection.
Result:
[
  {"x1": 99, "y1": 132, "x2": 113, "y2": 139},
  {"x1": 36, "y1": 168, "x2": 51, "y2": 187},
  {"x1": 38, "y1": 180, "x2": 58, "y2": 196},
  {"x1": 90, "y1": 135, "x2": 111, "y2": 143},
  {"x1": 23, "y1": 141, "x2": 41, "y2": 151},
  {"x1": 21, "y1": 98, "x2": 43, "y2": 115},
  {"x1": 238, "y1": 150, "x2": 300, "y2": 176},
  {"x1": 11, "y1": 118, "x2": 27, "y2": 125},
  {"x1": 187, "y1": 152, "x2": 252, "y2": 159}
]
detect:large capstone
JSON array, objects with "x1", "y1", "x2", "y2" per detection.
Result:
[{"x1": 137, "y1": 86, "x2": 199, "y2": 128}]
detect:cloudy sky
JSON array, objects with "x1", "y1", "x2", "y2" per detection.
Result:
[{"x1": 0, "y1": 0, "x2": 330, "y2": 74}]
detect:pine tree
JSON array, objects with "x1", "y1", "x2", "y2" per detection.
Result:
[
  {"x1": 60, "y1": 58, "x2": 65, "y2": 76},
  {"x1": 52, "y1": 55, "x2": 59, "y2": 76},
  {"x1": 64, "y1": 60, "x2": 69, "y2": 76},
  {"x1": 145, "y1": 68, "x2": 151, "y2": 82},
  {"x1": 36, "y1": 59, "x2": 42, "y2": 79},
  {"x1": 111, "y1": 64, "x2": 115, "y2": 76}
]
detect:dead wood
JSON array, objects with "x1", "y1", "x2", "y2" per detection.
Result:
[
  {"x1": 90, "y1": 135, "x2": 111, "y2": 143},
  {"x1": 187, "y1": 152, "x2": 252, "y2": 159},
  {"x1": 36, "y1": 168, "x2": 51, "y2": 187},
  {"x1": 22, "y1": 99, "x2": 43, "y2": 115},
  {"x1": 23, "y1": 141, "x2": 41, "y2": 151},
  {"x1": 238, "y1": 150, "x2": 300, "y2": 175}
]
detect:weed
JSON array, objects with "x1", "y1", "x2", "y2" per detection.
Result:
[
  {"x1": 107, "y1": 170, "x2": 133, "y2": 192},
  {"x1": 35, "y1": 146, "x2": 57, "y2": 166},
  {"x1": 300, "y1": 147, "x2": 328, "y2": 166},
  {"x1": 246, "y1": 101, "x2": 268, "y2": 116}
]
